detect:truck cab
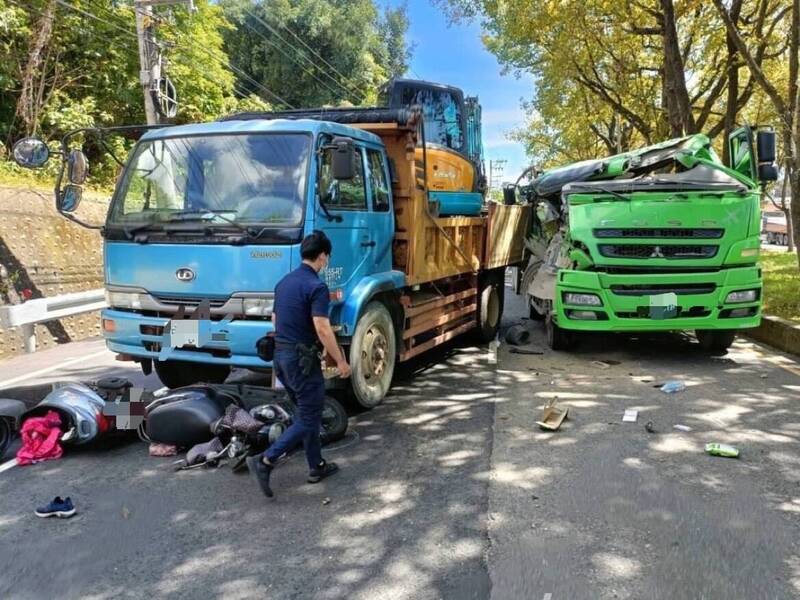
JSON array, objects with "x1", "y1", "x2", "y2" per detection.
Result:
[
  {"x1": 99, "y1": 118, "x2": 397, "y2": 388},
  {"x1": 520, "y1": 126, "x2": 778, "y2": 353}
]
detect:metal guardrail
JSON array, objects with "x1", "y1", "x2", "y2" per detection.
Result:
[{"x1": 0, "y1": 289, "x2": 106, "y2": 353}]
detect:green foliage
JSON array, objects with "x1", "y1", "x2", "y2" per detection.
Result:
[
  {"x1": 220, "y1": 0, "x2": 412, "y2": 108},
  {"x1": 440, "y1": 0, "x2": 789, "y2": 170},
  {"x1": 760, "y1": 250, "x2": 800, "y2": 322},
  {"x1": 1, "y1": 0, "x2": 411, "y2": 187}
]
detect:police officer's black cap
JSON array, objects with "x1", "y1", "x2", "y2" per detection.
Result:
[{"x1": 300, "y1": 230, "x2": 332, "y2": 260}]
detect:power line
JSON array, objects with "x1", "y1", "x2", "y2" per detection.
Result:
[
  {"x1": 70, "y1": 0, "x2": 294, "y2": 108},
  {"x1": 237, "y1": 16, "x2": 344, "y2": 100},
  {"x1": 241, "y1": 7, "x2": 366, "y2": 99}
]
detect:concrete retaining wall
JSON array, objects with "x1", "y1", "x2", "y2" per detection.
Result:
[
  {"x1": 0, "y1": 186, "x2": 108, "y2": 359},
  {"x1": 746, "y1": 315, "x2": 800, "y2": 356}
]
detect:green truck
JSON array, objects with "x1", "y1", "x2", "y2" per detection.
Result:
[{"x1": 514, "y1": 126, "x2": 777, "y2": 352}]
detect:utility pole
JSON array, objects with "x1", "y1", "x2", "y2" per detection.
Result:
[
  {"x1": 134, "y1": 0, "x2": 193, "y2": 125},
  {"x1": 135, "y1": 1, "x2": 159, "y2": 125},
  {"x1": 489, "y1": 159, "x2": 507, "y2": 192}
]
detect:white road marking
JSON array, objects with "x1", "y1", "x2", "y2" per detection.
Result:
[
  {"x1": 0, "y1": 458, "x2": 18, "y2": 473},
  {"x1": 0, "y1": 349, "x2": 109, "y2": 388}
]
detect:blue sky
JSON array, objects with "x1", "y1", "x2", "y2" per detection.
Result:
[{"x1": 390, "y1": 0, "x2": 535, "y2": 183}]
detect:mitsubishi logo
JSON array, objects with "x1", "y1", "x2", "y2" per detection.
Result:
[
  {"x1": 650, "y1": 246, "x2": 665, "y2": 258},
  {"x1": 175, "y1": 267, "x2": 195, "y2": 282}
]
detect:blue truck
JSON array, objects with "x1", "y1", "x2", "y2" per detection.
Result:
[{"x1": 12, "y1": 80, "x2": 530, "y2": 407}]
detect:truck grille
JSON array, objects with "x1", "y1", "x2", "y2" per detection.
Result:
[
  {"x1": 152, "y1": 294, "x2": 228, "y2": 308},
  {"x1": 594, "y1": 228, "x2": 724, "y2": 239},
  {"x1": 610, "y1": 283, "x2": 716, "y2": 296},
  {"x1": 598, "y1": 244, "x2": 718, "y2": 259}
]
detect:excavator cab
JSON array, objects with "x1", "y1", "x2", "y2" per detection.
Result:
[{"x1": 381, "y1": 79, "x2": 486, "y2": 197}]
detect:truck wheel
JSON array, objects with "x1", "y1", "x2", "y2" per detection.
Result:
[
  {"x1": 154, "y1": 359, "x2": 230, "y2": 389},
  {"x1": 546, "y1": 314, "x2": 574, "y2": 351},
  {"x1": 783, "y1": 233, "x2": 789, "y2": 245},
  {"x1": 350, "y1": 302, "x2": 396, "y2": 408},
  {"x1": 476, "y1": 279, "x2": 502, "y2": 343},
  {"x1": 695, "y1": 330, "x2": 736, "y2": 354}
]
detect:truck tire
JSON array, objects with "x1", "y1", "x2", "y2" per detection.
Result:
[
  {"x1": 350, "y1": 302, "x2": 396, "y2": 408},
  {"x1": 695, "y1": 330, "x2": 736, "y2": 354},
  {"x1": 154, "y1": 359, "x2": 230, "y2": 389},
  {"x1": 476, "y1": 279, "x2": 503, "y2": 343},
  {"x1": 546, "y1": 313, "x2": 574, "y2": 351},
  {"x1": 783, "y1": 233, "x2": 789, "y2": 246}
]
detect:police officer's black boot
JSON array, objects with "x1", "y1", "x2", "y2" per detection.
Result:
[
  {"x1": 307, "y1": 460, "x2": 339, "y2": 483},
  {"x1": 247, "y1": 455, "x2": 274, "y2": 497}
]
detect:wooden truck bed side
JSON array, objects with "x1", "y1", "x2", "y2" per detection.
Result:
[{"x1": 351, "y1": 120, "x2": 529, "y2": 285}]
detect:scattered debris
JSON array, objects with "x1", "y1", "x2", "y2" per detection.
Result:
[
  {"x1": 510, "y1": 347, "x2": 544, "y2": 355},
  {"x1": 35, "y1": 496, "x2": 76, "y2": 519},
  {"x1": 322, "y1": 497, "x2": 331, "y2": 506},
  {"x1": 759, "y1": 374, "x2": 768, "y2": 379},
  {"x1": 623, "y1": 409, "x2": 638, "y2": 423},
  {"x1": 505, "y1": 324, "x2": 532, "y2": 346},
  {"x1": 645, "y1": 421, "x2": 657, "y2": 433},
  {"x1": 593, "y1": 360, "x2": 621, "y2": 368},
  {"x1": 536, "y1": 398, "x2": 569, "y2": 431},
  {"x1": 122, "y1": 506, "x2": 131, "y2": 519},
  {"x1": 660, "y1": 381, "x2": 686, "y2": 394},
  {"x1": 149, "y1": 443, "x2": 177, "y2": 457},
  {"x1": 673, "y1": 424, "x2": 692, "y2": 432},
  {"x1": 705, "y1": 443, "x2": 739, "y2": 458}
]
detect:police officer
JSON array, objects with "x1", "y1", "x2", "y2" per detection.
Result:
[{"x1": 248, "y1": 230, "x2": 351, "y2": 498}]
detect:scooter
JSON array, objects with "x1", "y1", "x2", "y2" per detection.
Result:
[{"x1": 144, "y1": 383, "x2": 349, "y2": 469}]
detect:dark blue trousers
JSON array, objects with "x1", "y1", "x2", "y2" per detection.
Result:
[{"x1": 265, "y1": 348, "x2": 325, "y2": 469}]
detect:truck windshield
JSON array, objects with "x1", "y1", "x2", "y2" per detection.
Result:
[{"x1": 108, "y1": 133, "x2": 311, "y2": 228}]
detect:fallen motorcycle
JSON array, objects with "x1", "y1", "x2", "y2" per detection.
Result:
[
  {"x1": 144, "y1": 384, "x2": 348, "y2": 470},
  {"x1": 0, "y1": 378, "x2": 142, "y2": 460}
]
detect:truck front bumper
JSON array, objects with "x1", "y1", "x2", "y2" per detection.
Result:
[
  {"x1": 102, "y1": 308, "x2": 272, "y2": 368},
  {"x1": 555, "y1": 265, "x2": 762, "y2": 332}
]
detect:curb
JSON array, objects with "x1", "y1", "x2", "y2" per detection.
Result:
[{"x1": 745, "y1": 315, "x2": 800, "y2": 356}]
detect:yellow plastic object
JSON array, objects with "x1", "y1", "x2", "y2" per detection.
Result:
[{"x1": 415, "y1": 145, "x2": 475, "y2": 192}]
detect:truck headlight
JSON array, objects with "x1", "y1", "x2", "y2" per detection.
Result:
[
  {"x1": 563, "y1": 293, "x2": 602, "y2": 306},
  {"x1": 725, "y1": 289, "x2": 758, "y2": 304},
  {"x1": 105, "y1": 289, "x2": 146, "y2": 309},
  {"x1": 242, "y1": 297, "x2": 275, "y2": 316}
]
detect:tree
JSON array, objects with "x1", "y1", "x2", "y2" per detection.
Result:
[
  {"x1": 438, "y1": 0, "x2": 788, "y2": 170},
  {"x1": 712, "y1": 0, "x2": 800, "y2": 265},
  {"x1": 220, "y1": 0, "x2": 413, "y2": 108}
]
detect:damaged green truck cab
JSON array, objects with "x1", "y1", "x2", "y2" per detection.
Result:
[{"x1": 522, "y1": 127, "x2": 777, "y2": 352}]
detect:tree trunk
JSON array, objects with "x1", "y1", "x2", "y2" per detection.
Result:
[
  {"x1": 790, "y1": 167, "x2": 800, "y2": 265},
  {"x1": 660, "y1": 0, "x2": 695, "y2": 137},
  {"x1": 14, "y1": 0, "x2": 57, "y2": 137},
  {"x1": 722, "y1": 0, "x2": 744, "y2": 165}
]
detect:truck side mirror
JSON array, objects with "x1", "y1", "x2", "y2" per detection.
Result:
[
  {"x1": 756, "y1": 129, "x2": 778, "y2": 182},
  {"x1": 756, "y1": 130, "x2": 776, "y2": 163},
  {"x1": 58, "y1": 184, "x2": 82, "y2": 213},
  {"x1": 331, "y1": 137, "x2": 355, "y2": 180},
  {"x1": 12, "y1": 138, "x2": 50, "y2": 168},
  {"x1": 67, "y1": 149, "x2": 89, "y2": 185}
]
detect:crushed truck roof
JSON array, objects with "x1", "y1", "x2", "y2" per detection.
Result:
[{"x1": 531, "y1": 133, "x2": 751, "y2": 197}]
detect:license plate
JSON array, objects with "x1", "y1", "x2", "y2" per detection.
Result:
[
  {"x1": 168, "y1": 319, "x2": 201, "y2": 347},
  {"x1": 648, "y1": 293, "x2": 678, "y2": 320}
]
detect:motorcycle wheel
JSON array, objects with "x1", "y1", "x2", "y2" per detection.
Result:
[
  {"x1": 0, "y1": 418, "x2": 11, "y2": 460},
  {"x1": 321, "y1": 396, "x2": 348, "y2": 444}
]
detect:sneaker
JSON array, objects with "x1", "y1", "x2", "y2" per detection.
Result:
[
  {"x1": 246, "y1": 455, "x2": 274, "y2": 498},
  {"x1": 307, "y1": 460, "x2": 339, "y2": 484},
  {"x1": 35, "y1": 496, "x2": 76, "y2": 518}
]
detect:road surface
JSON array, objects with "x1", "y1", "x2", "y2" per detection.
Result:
[{"x1": 1, "y1": 290, "x2": 800, "y2": 599}]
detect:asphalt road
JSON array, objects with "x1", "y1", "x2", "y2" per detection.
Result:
[{"x1": 2, "y1": 291, "x2": 800, "y2": 599}]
